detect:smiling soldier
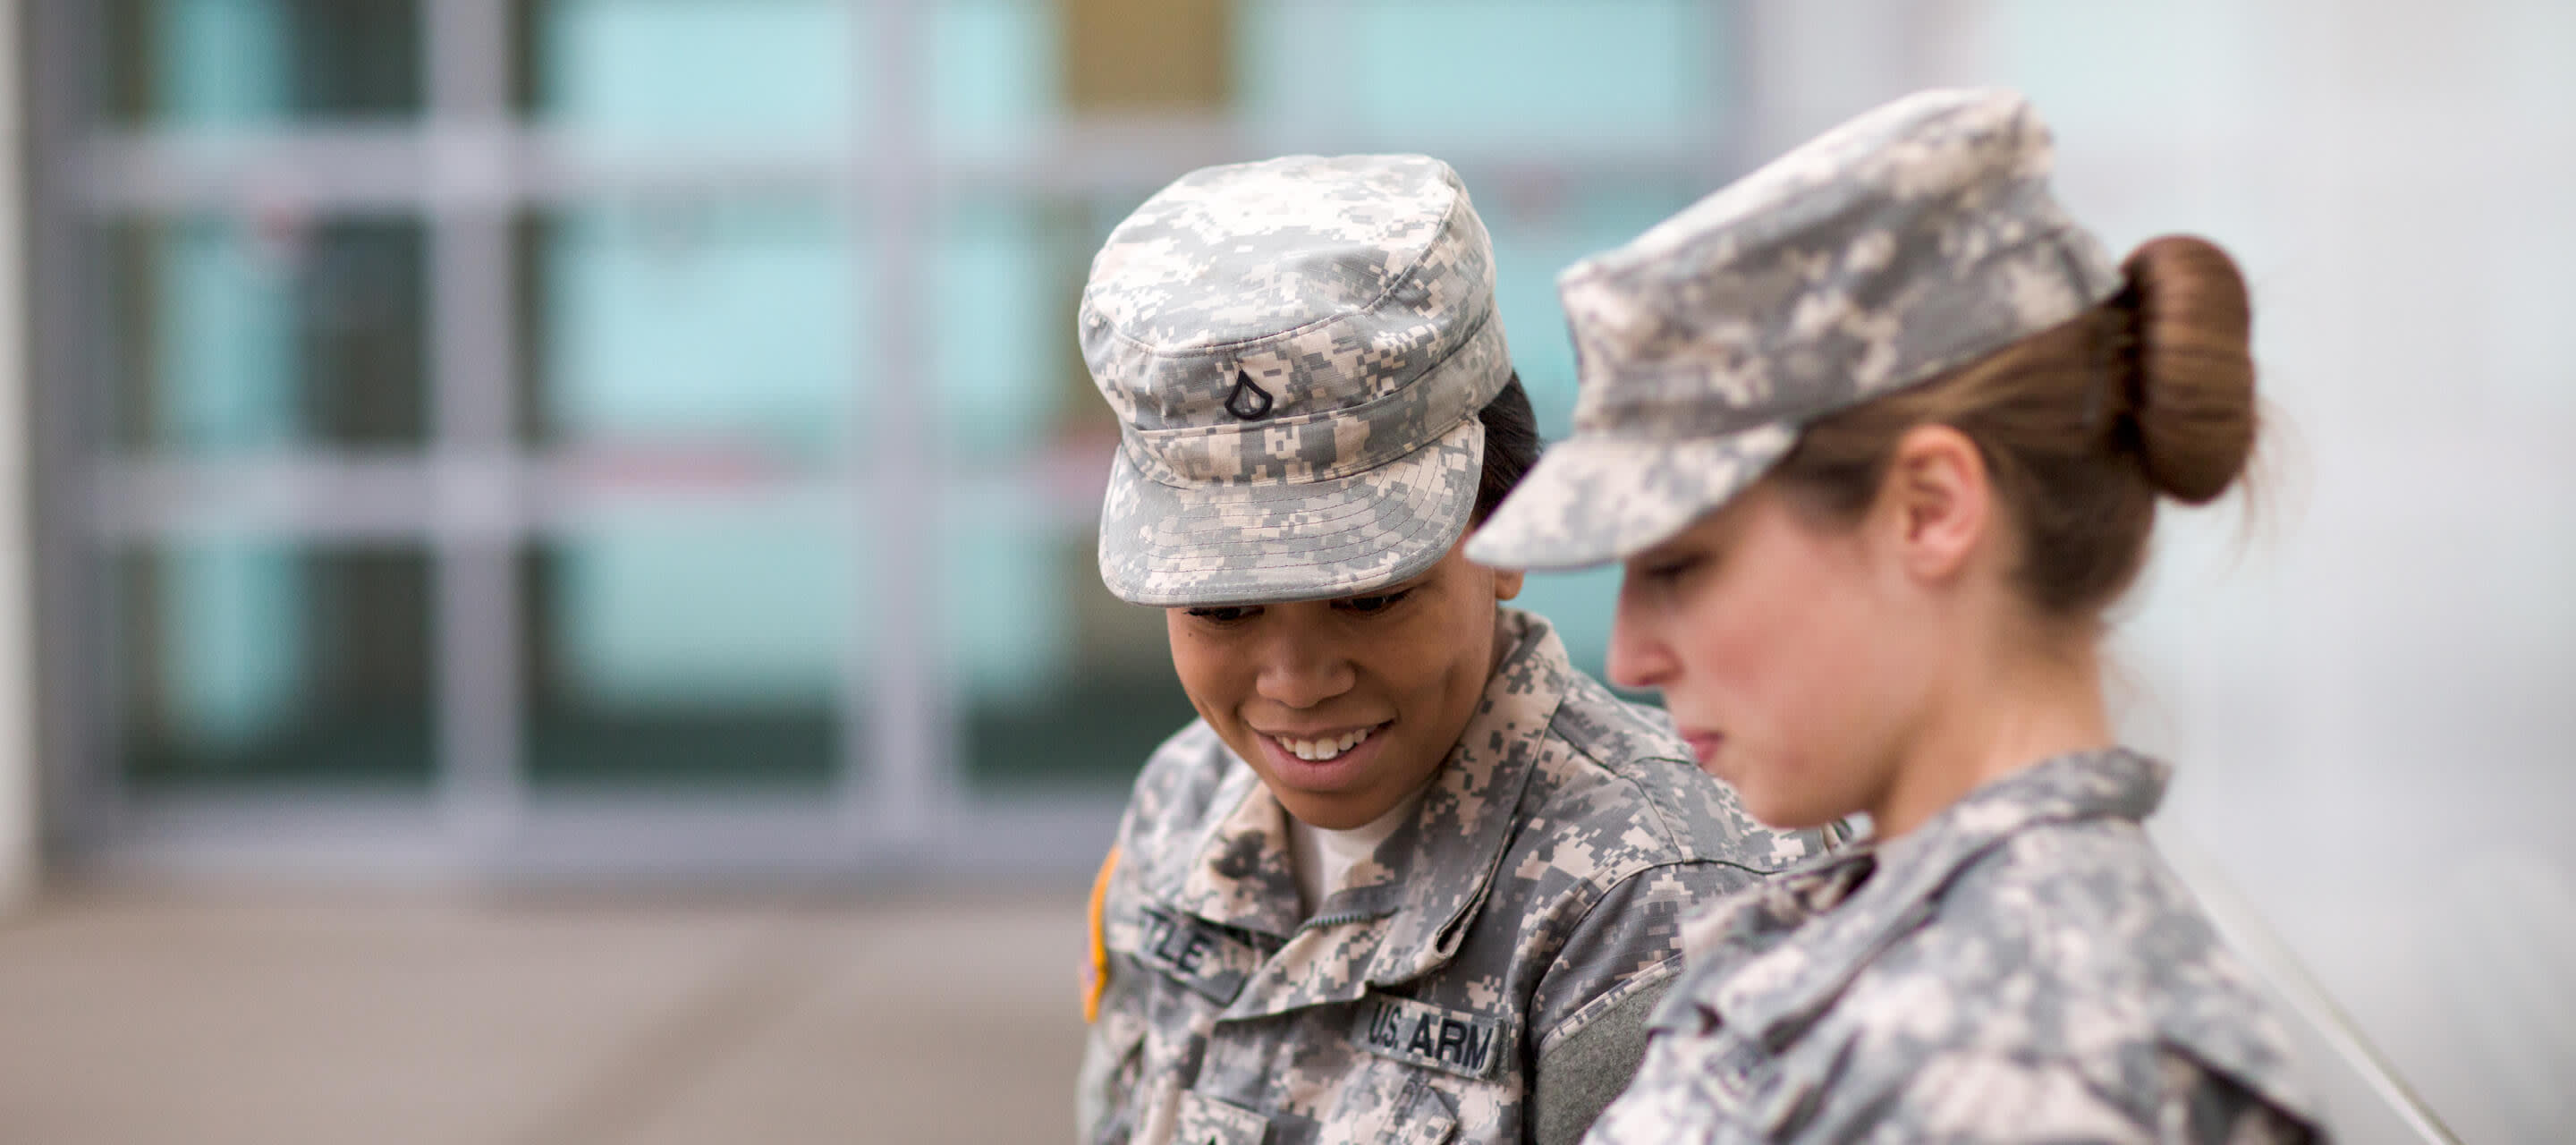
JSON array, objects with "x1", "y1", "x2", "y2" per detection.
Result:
[{"x1": 1073, "y1": 154, "x2": 1827, "y2": 1145}]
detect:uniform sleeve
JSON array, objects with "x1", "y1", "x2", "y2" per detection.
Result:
[
  {"x1": 2157, "y1": 1049, "x2": 2322, "y2": 1145},
  {"x1": 1799, "y1": 1047, "x2": 2318, "y2": 1145},
  {"x1": 1529, "y1": 976, "x2": 1667, "y2": 1145},
  {"x1": 1813, "y1": 1049, "x2": 2156, "y2": 1144},
  {"x1": 1528, "y1": 860, "x2": 1755, "y2": 1143}
]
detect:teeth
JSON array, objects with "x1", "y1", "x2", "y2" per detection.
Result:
[{"x1": 1275, "y1": 725, "x2": 1376, "y2": 762}]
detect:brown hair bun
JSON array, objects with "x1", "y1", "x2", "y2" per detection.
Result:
[{"x1": 2119, "y1": 235, "x2": 2258, "y2": 505}]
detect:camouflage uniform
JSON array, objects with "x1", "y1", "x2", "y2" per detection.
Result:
[
  {"x1": 1583, "y1": 751, "x2": 2320, "y2": 1142},
  {"x1": 1078, "y1": 608, "x2": 1821, "y2": 1145},
  {"x1": 1462, "y1": 91, "x2": 2327, "y2": 1140},
  {"x1": 1075, "y1": 154, "x2": 1825, "y2": 1143}
]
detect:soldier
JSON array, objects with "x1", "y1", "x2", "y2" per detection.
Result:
[
  {"x1": 1073, "y1": 154, "x2": 1827, "y2": 1145},
  {"x1": 1468, "y1": 89, "x2": 2327, "y2": 1141}
]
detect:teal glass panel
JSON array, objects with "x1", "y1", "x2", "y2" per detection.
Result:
[
  {"x1": 930, "y1": 0, "x2": 1060, "y2": 161},
  {"x1": 953, "y1": 517, "x2": 1196, "y2": 793},
  {"x1": 936, "y1": 192, "x2": 1191, "y2": 791},
  {"x1": 102, "y1": 0, "x2": 421, "y2": 126},
  {"x1": 526, "y1": 198, "x2": 861, "y2": 458},
  {"x1": 933, "y1": 194, "x2": 1071, "y2": 462},
  {"x1": 525, "y1": 0, "x2": 858, "y2": 141},
  {"x1": 522, "y1": 520, "x2": 848, "y2": 790},
  {"x1": 116, "y1": 542, "x2": 434, "y2": 790},
  {"x1": 106, "y1": 216, "x2": 428, "y2": 454},
  {"x1": 1237, "y1": 0, "x2": 1723, "y2": 151}
]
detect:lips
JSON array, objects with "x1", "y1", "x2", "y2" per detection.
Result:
[
  {"x1": 1261, "y1": 722, "x2": 1386, "y2": 762},
  {"x1": 1676, "y1": 725, "x2": 1725, "y2": 767},
  {"x1": 1245, "y1": 719, "x2": 1396, "y2": 793}
]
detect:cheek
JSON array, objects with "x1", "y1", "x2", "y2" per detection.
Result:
[
  {"x1": 1164, "y1": 623, "x2": 1245, "y2": 722},
  {"x1": 1679, "y1": 543, "x2": 1896, "y2": 780}
]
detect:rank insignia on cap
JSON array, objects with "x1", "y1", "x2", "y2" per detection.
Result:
[{"x1": 1223, "y1": 370, "x2": 1275, "y2": 420}]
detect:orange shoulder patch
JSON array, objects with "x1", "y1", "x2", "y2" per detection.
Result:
[{"x1": 1083, "y1": 844, "x2": 1120, "y2": 1023}]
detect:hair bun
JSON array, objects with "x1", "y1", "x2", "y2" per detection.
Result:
[{"x1": 2119, "y1": 235, "x2": 2257, "y2": 505}]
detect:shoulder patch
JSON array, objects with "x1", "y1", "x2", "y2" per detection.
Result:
[
  {"x1": 1084, "y1": 844, "x2": 1119, "y2": 1022},
  {"x1": 1352, "y1": 993, "x2": 1509, "y2": 1080}
]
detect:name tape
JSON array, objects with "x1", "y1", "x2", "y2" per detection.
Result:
[{"x1": 1352, "y1": 994, "x2": 1506, "y2": 1080}]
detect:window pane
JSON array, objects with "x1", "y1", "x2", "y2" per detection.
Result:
[
  {"x1": 522, "y1": 522, "x2": 848, "y2": 791},
  {"x1": 953, "y1": 523, "x2": 1196, "y2": 793},
  {"x1": 521, "y1": 198, "x2": 862, "y2": 458},
  {"x1": 931, "y1": 188, "x2": 1189, "y2": 791},
  {"x1": 104, "y1": 216, "x2": 428, "y2": 454},
  {"x1": 114, "y1": 542, "x2": 434, "y2": 790},
  {"x1": 1237, "y1": 0, "x2": 1723, "y2": 153},
  {"x1": 102, "y1": 0, "x2": 422, "y2": 127},
  {"x1": 933, "y1": 193, "x2": 1081, "y2": 462},
  {"x1": 521, "y1": 0, "x2": 858, "y2": 141},
  {"x1": 931, "y1": 0, "x2": 1061, "y2": 160}
]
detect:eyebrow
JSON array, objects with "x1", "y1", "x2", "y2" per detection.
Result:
[{"x1": 1336, "y1": 575, "x2": 1430, "y2": 602}]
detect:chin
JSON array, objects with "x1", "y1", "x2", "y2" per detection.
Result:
[
  {"x1": 1282, "y1": 800, "x2": 1374, "y2": 831},
  {"x1": 1739, "y1": 785, "x2": 1838, "y2": 833}
]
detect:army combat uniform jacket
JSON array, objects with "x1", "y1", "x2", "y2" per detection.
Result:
[
  {"x1": 1584, "y1": 749, "x2": 2326, "y2": 1144},
  {"x1": 1078, "y1": 610, "x2": 1822, "y2": 1145}
]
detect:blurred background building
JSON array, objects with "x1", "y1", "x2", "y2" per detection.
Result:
[{"x1": 0, "y1": 0, "x2": 2567, "y2": 1141}]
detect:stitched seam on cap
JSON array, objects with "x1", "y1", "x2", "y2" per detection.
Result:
[{"x1": 1140, "y1": 473, "x2": 1461, "y2": 573}]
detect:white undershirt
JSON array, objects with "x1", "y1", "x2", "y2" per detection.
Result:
[{"x1": 1287, "y1": 785, "x2": 1430, "y2": 917}]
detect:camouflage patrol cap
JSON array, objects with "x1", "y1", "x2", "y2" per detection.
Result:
[
  {"x1": 1467, "y1": 89, "x2": 2122, "y2": 571},
  {"x1": 1083, "y1": 154, "x2": 1512, "y2": 606}
]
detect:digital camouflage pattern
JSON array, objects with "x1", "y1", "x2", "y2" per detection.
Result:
[
  {"x1": 1469, "y1": 88, "x2": 2123, "y2": 572},
  {"x1": 1082, "y1": 153, "x2": 1513, "y2": 606},
  {"x1": 1583, "y1": 750, "x2": 2326, "y2": 1144},
  {"x1": 1077, "y1": 610, "x2": 1826, "y2": 1145}
]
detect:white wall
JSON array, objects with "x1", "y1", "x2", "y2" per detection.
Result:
[
  {"x1": 1740, "y1": 2, "x2": 2575, "y2": 1141},
  {"x1": 0, "y1": 0, "x2": 37, "y2": 917}
]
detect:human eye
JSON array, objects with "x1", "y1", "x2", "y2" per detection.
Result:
[
  {"x1": 1633, "y1": 553, "x2": 1707, "y2": 588},
  {"x1": 1183, "y1": 605, "x2": 1259, "y2": 625},
  {"x1": 1335, "y1": 589, "x2": 1413, "y2": 615}
]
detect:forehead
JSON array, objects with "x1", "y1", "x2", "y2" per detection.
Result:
[{"x1": 1627, "y1": 488, "x2": 1767, "y2": 564}]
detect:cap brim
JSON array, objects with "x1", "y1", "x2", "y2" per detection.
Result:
[
  {"x1": 1099, "y1": 417, "x2": 1485, "y2": 606},
  {"x1": 1464, "y1": 423, "x2": 1799, "y2": 571}
]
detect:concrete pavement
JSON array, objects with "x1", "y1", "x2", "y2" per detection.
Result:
[{"x1": 0, "y1": 891, "x2": 1089, "y2": 1144}]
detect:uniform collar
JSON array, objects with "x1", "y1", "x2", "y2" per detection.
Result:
[
  {"x1": 1352, "y1": 608, "x2": 1571, "y2": 986},
  {"x1": 1710, "y1": 748, "x2": 2171, "y2": 1048},
  {"x1": 1165, "y1": 609, "x2": 1573, "y2": 1016}
]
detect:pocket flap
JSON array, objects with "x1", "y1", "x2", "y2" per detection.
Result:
[
  {"x1": 1174, "y1": 1090, "x2": 1271, "y2": 1145},
  {"x1": 1383, "y1": 1080, "x2": 1458, "y2": 1145}
]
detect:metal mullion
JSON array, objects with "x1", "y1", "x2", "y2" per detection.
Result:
[
  {"x1": 424, "y1": 0, "x2": 524, "y2": 853},
  {"x1": 23, "y1": 0, "x2": 131, "y2": 857},
  {"x1": 854, "y1": 0, "x2": 953, "y2": 850},
  {"x1": 78, "y1": 127, "x2": 1725, "y2": 217}
]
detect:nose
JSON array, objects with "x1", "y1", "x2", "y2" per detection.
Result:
[
  {"x1": 1605, "y1": 587, "x2": 1677, "y2": 691},
  {"x1": 1253, "y1": 625, "x2": 1356, "y2": 709}
]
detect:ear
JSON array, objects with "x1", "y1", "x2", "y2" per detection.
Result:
[
  {"x1": 1460, "y1": 525, "x2": 1528, "y2": 601},
  {"x1": 1869, "y1": 424, "x2": 1992, "y2": 585}
]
